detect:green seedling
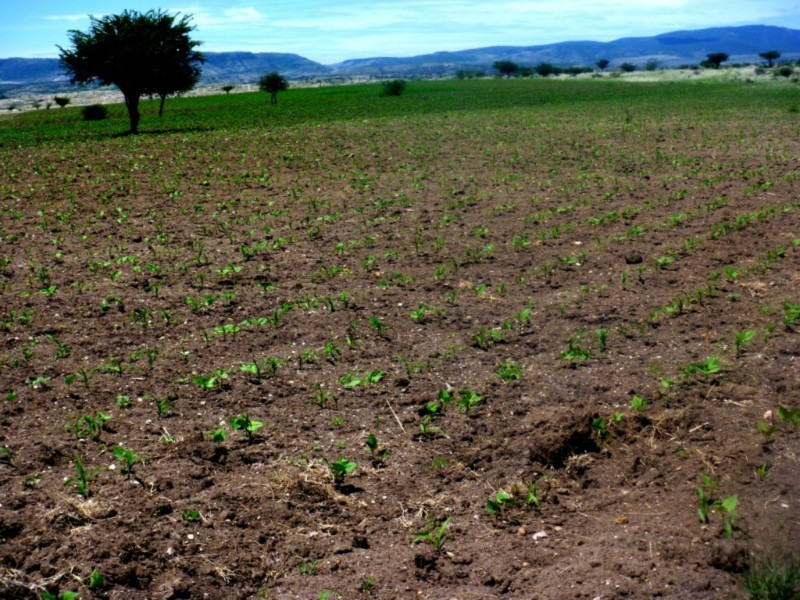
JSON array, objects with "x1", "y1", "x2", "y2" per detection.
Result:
[
  {"x1": 312, "y1": 384, "x2": 338, "y2": 408},
  {"x1": 680, "y1": 354, "x2": 721, "y2": 379},
  {"x1": 365, "y1": 433, "x2": 389, "y2": 464},
  {"x1": 495, "y1": 362, "x2": 523, "y2": 383},
  {"x1": 631, "y1": 395, "x2": 647, "y2": 411},
  {"x1": 297, "y1": 348, "x2": 319, "y2": 369},
  {"x1": 368, "y1": 315, "x2": 389, "y2": 336},
  {"x1": 229, "y1": 414, "x2": 264, "y2": 444},
  {"x1": 361, "y1": 576, "x2": 375, "y2": 593},
  {"x1": 783, "y1": 301, "x2": 800, "y2": 331},
  {"x1": 696, "y1": 473, "x2": 738, "y2": 538},
  {"x1": 328, "y1": 458, "x2": 357, "y2": 485},
  {"x1": 756, "y1": 420, "x2": 776, "y2": 439},
  {"x1": 526, "y1": 481, "x2": 541, "y2": 509},
  {"x1": 182, "y1": 509, "x2": 202, "y2": 522},
  {"x1": 776, "y1": 405, "x2": 800, "y2": 428},
  {"x1": 412, "y1": 517, "x2": 451, "y2": 553},
  {"x1": 0, "y1": 446, "x2": 13, "y2": 464},
  {"x1": 340, "y1": 370, "x2": 384, "y2": 388},
  {"x1": 457, "y1": 389, "x2": 482, "y2": 414},
  {"x1": 69, "y1": 411, "x2": 111, "y2": 440},
  {"x1": 65, "y1": 455, "x2": 102, "y2": 499},
  {"x1": 561, "y1": 331, "x2": 591, "y2": 362},
  {"x1": 206, "y1": 427, "x2": 227, "y2": 443},
  {"x1": 146, "y1": 393, "x2": 174, "y2": 418},
  {"x1": 592, "y1": 416, "x2": 609, "y2": 440},
  {"x1": 193, "y1": 370, "x2": 227, "y2": 392},
  {"x1": 298, "y1": 559, "x2": 318, "y2": 576},
  {"x1": 112, "y1": 446, "x2": 143, "y2": 477},
  {"x1": 486, "y1": 489, "x2": 514, "y2": 516},
  {"x1": 323, "y1": 340, "x2": 341, "y2": 363},
  {"x1": 596, "y1": 329, "x2": 609, "y2": 353},
  {"x1": 240, "y1": 359, "x2": 262, "y2": 379},
  {"x1": 89, "y1": 570, "x2": 106, "y2": 590},
  {"x1": 25, "y1": 474, "x2": 40, "y2": 487},
  {"x1": 39, "y1": 591, "x2": 79, "y2": 600},
  {"x1": 733, "y1": 329, "x2": 756, "y2": 358},
  {"x1": 473, "y1": 326, "x2": 504, "y2": 350}
]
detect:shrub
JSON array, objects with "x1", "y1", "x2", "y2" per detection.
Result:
[
  {"x1": 381, "y1": 79, "x2": 406, "y2": 96},
  {"x1": 82, "y1": 104, "x2": 108, "y2": 121}
]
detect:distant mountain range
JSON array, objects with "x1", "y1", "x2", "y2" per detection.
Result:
[{"x1": 1, "y1": 25, "x2": 798, "y2": 89}]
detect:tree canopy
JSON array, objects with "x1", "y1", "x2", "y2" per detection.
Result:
[
  {"x1": 759, "y1": 50, "x2": 781, "y2": 67},
  {"x1": 702, "y1": 53, "x2": 729, "y2": 69},
  {"x1": 258, "y1": 72, "x2": 289, "y2": 105},
  {"x1": 58, "y1": 9, "x2": 204, "y2": 134},
  {"x1": 492, "y1": 61, "x2": 520, "y2": 77}
]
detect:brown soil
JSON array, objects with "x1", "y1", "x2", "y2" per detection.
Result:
[{"x1": 1, "y1": 97, "x2": 799, "y2": 599}]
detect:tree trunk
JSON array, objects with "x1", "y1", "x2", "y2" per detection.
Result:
[
  {"x1": 123, "y1": 92, "x2": 141, "y2": 134},
  {"x1": 271, "y1": 92, "x2": 277, "y2": 105},
  {"x1": 159, "y1": 94, "x2": 167, "y2": 118}
]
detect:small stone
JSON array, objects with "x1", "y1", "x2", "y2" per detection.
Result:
[
  {"x1": 532, "y1": 530, "x2": 548, "y2": 541},
  {"x1": 517, "y1": 527, "x2": 526, "y2": 536}
]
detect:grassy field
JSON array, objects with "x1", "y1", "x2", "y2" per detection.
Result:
[{"x1": 1, "y1": 78, "x2": 799, "y2": 599}]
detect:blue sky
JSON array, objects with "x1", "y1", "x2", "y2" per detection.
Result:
[{"x1": 2, "y1": 1, "x2": 799, "y2": 64}]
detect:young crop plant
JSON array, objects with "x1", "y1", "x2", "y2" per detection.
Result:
[
  {"x1": 457, "y1": 389, "x2": 483, "y2": 414},
  {"x1": 412, "y1": 517, "x2": 451, "y2": 553},
  {"x1": 486, "y1": 489, "x2": 514, "y2": 517},
  {"x1": 783, "y1": 301, "x2": 800, "y2": 331},
  {"x1": 65, "y1": 455, "x2": 102, "y2": 499},
  {"x1": 680, "y1": 355, "x2": 721, "y2": 380},
  {"x1": 296, "y1": 348, "x2": 319, "y2": 369},
  {"x1": 311, "y1": 384, "x2": 338, "y2": 409},
  {"x1": 473, "y1": 326, "x2": 504, "y2": 350},
  {"x1": 776, "y1": 406, "x2": 800, "y2": 429},
  {"x1": 410, "y1": 303, "x2": 442, "y2": 323},
  {"x1": 340, "y1": 370, "x2": 384, "y2": 388},
  {"x1": 113, "y1": 446, "x2": 144, "y2": 477},
  {"x1": 734, "y1": 330, "x2": 757, "y2": 358},
  {"x1": 561, "y1": 331, "x2": 591, "y2": 363},
  {"x1": 596, "y1": 329, "x2": 609, "y2": 353},
  {"x1": 69, "y1": 411, "x2": 111, "y2": 440},
  {"x1": 328, "y1": 458, "x2": 357, "y2": 486},
  {"x1": 365, "y1": 433, "x2": 389, "y2": 466},
  {"x1": 368, "y1": 315, "x2": 390, "y2": 337},
  {"x1": 696, "y1": 473, "x2": 738, "y2": 538},
  {"x1": 229, "y1": 414, "x2": 264, "y2": 444}
]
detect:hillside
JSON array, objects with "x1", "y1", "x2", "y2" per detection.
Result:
[{"x1": 0, "y1": 24, "x2": 797, "y2": 88}]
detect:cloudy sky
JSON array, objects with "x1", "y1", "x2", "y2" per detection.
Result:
[{"x1": 2, "y1": 1, "x2": 798, "y2": 64}]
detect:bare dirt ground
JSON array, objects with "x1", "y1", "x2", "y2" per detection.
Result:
[{"x1": 1, "y1": 87, "x2": 799, "y2": 599}]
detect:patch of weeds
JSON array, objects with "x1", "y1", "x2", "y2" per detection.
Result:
[
  {"x1": 182, "y1": 509, "x2": 202, "y2": 522},
  {"x1": 740, "y1": 557, "x2": 800, "y2": 600},
  {"x1": 495, "y1": 362, "x2": 523, "y2": 382}
]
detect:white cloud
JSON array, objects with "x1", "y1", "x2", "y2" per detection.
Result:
[
  {"x1": 44, "y1": 14, "x2": 92, "y2": 23},
  {"x1": 224, "y1": 8, "x2": 265, "y2": 22}
]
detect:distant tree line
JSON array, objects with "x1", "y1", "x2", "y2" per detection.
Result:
[{"x1": 486, "y1": 49, "x2": 795, "y2": 79}]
